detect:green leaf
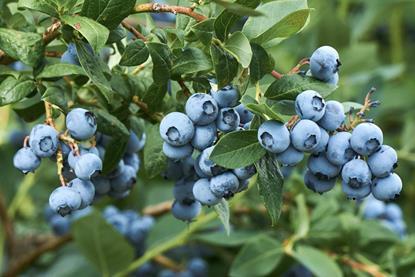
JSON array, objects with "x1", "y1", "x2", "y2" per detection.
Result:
[
  {"x1": 245, "y1": 103, "x2": 284, "y2": 122},
  {"x1": 12, "y1": 93, "x2": 44, "y2": 122},
  {"x1": 102, "y1": 135, "x2": 128, "y2": 174},
  {"x1": 42, "y1": 86, "x2": 68, "y2": 113},
  {"x1": 119, "y1": 39, "x2": 149, "y2": 66},
  {"x1": 249, "y1": 43, "x2": 274, "y2": 83},
  {"x1": 230, "y1": 235, "x2": 283, "y2": 277},
  {"x1": 92, "y1": 108, "x2": 129, "y2": 137},
  {"x1": 194, "y1": 230, "x2": 256, "y2": 247},
  {"x1": 17, "y1": 0, "x2": 59, "y2": 17},
  {"x1": 213, "y1": 0, "x2": 263, "y2": 17},
  {"x1": 142, "y1": 82, "x2": 167, "y2": 112},
  {"x1": 0, "y1": 76, "x2": 35, "y2": 106},
  {"x1": 210, "y1": 41, "x2": 238, "y2": 88},
  {"x1": 143, "y1": 123, "x2": 167, "y2": 178},
  {"x1": 171, "y1": 47, "x2": 212, "y2": 76},
  {"x1": 342, "y1": 101, "x2": 363, "y2": 113},
  {"x1": 214, "y1": 199, "x2": 231, "y2": 236},
  {"x1": 264, "y1": 74, "x2": 337, "y2": 101},
  {"x1": 62, "y1": 15, "x2": 109, "y2": 52},
  {"x1": 293, "y1": 245, "x2": 343, "y2": 277},
  {"x1": 254, "y1": 154, "x2": 283, "y2": 226},
  {"x1": 214, "y1": 0, "x2": 260, "y2": 41},
  {"x1": 223, "y1": 32, "x2": 252, "y2": 68},
  {"x1": 147, "y1": 42, "x2": 172, "y2": 84},
  {"x1": 72, "y1": 210, "x2": 135, "y2": 276},
  {"x1": 0, "y1": 28, "x2": 44, "y2": 66},
  {"x1": 81, "y1": 0, "x2": 136, "y2": 30},
  {"x1": 0, "y1": 65, "x2": 21, "y2": 78},
  {"x1": 37, "y1": 64, "x2": 87, "y2": 79},
  {"x1": 292, "y1": 194, "x2": 309, "y2": 240},
  {"x1": 191, "y1": 19, "x2": 215, "y2": 45},
  {"x1": 147, "y1": 214, "x2": 185, "y2": 248},
  {"x1": 210, "y1": 130, "x2": 266, "y2": 169},
  {"x1": 242, "y1": 0, "x2": 309, "y2": 45}
]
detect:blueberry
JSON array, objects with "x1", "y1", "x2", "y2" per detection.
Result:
[
  {"x1": 66, "y1": 108, "x2": 97, "y2": 140},
  {"x1": 368, "y1": 145, "x2": 398, "y2": 178},
  {"x1": 342, "y1": 180, "x2": 371, "y2": 200},
  {"x1": 126, "y1": 131, "x2": 146, "y2": 153},
  {"x1": 68, "y1": 178, "x2": 95, "y2": 208},
  {"x1": 107, "y1": 159, "x2": 125, "y2": 178},
  {"x1": 236, "y1": 178, "x2": 249, "y2": 192},
  {"x1": 327, "y1": 72, "x2": 339, "y2": 85},
  {"x1": 163, "y1": 142, "x2": 193, "y2": 160},
  {"x1": 191, "y1": 123, "x2": 217, "y2": 150},
  {"x1": 295, "y1": 90, "x2": 326, "y2": 121},
  {"x1": 257, "y1": 120, "x2": 290, "y2": 153},
  {"x1": 275, "y1": 145, "x2": 304, "y2": 166},
  {"x1": 29, "y1": 124, "x2": 59, "y2": 158},
  {"x1": 326, "y1": 132, "x2": 356, "y2": 166},
  {"x1": 209, "y1": 172, "x2": 239, "y2": 198},
  {"x1": 171, "y1": 200, "x2": 202, "y2": 221},
  {"x1": 216, "y1": 108, "x2": 240, "y2": 132},
  {"x1": 126, "y1": 219, "x2": 147, "y2": 244},
  {"x1": 92, "y1": 176, "x2": 111, "y2": 195},
  {"x1": 159, "y1": 269, "x2": 176, "y2": 277},
  {"x1": 363, "y1": 196, "x2": 385, "y2": 219},
  {"x1": 181, "y1": 156, "x2": 196, "y2": 177},
  {"x1": 123, "y1": 153, "x2": 140, "y2": 172},
  {"x1": 49, "y1": 186, "x2": 82, "y2": 216},
  {"x1": 174, "y1": 178, "x2": 195, "y2": 203},
  {"x1": 71, "y1": 206, "x2": 93, "y2": 221},
  {"x1": 304, "y1": 170, "x2": 336, "y2": 194},
  {"x1": 110, "y1": 165, "x2": 137, "y2": 192},
  {"x1": 13, "y1": 147, "x2": 41, "y2": 173},
  {"x1": 61, "y1": 49, "x2": 80, "y2": 65},
  {"x1": 383, "y1": 218, "x2": 406, "y2": 238},
  {"x1": 192, "y1": 178, "x2": 220, "y2": 206},
  {"x1": 341, "y1": 159, "x2": 372, "y2": 189},
  {"x1": 60, "y1": 142, "x2": 72, "y2": 158},
  {"x1": 185, "y1": 93, "x2": 219, "y2": 125},
  {"x1": 384, "y1": 203, "x2": 403, "y2": 221},
  {"x1": 49, "y1": 214, "x2": 71, "y2": 236},
  {"x1": 210, "y1": 85, "x2": 239, "y2": 108},
  {"x1": 317, "y1": 100, "x2": 345, "y2": 131},
  {"x1": 308, "y1": 152, "x2": 341, "y2": 180},
  {"x1": 134, "y1": 263, "x2": 157, "y2": 277},
  {"x1": 160, "y1": 112, "x2": 195, "y2": 146},
  {"x1": 243, "y1": 121, "x2": 251, "y2": 130},
  {"x1": 74, "y1": 153, "x2": 102, "y2": 180},
  {"x1": 290, "y1": 119, "x2": 321, "y2": 152},
  {"x1": 310, "y1": 46, "x2": 341, "y2": 82},
  {"x1": 235, "y1": 104, "x2": 253, "y2": 124},
  {"x1": 9, "y1": 61, "x2": 30, "y2": 71},
  {"x1": 198, "y1": 146, "x2": 225, "y2": 177},
  {"x1": 103, "y1": 205, "x2": 119, "y2": 218},
  {"x1": 106, "y1": 213, "x2": 129, "y2": 235},
  {"x1": 163, "y1": 159, "x2": 185, "y2": 180},
  {"x1": 232, "y1": 165, "x2": 256, "y2": 180},
  {"x1": 312, "y1": 127, "x2": 329, "y2": 153},
  {"x1": 350, "y1": 123, "x2": 383, "y2": 156},
  {"x1": 372, "y1": 173, "x2": 402, "y2": 201},
  {"x1": 280, "y1": 165, "x2": 294, "y2": 179},
  {"x1": 194, "y1": 155, "x2": 210, "y2": 178},
  {"x1": 187, "y1": 258, "x2": 208, "y2": 277}
]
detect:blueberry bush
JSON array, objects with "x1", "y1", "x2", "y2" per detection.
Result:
[{"x1": 1, "y1": 0, "x2": 415, "y2": 276}]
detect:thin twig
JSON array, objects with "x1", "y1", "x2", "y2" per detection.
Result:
[
  {"x1": 286, "y1": 115, "x2": 299, "y2": 129},
  {"x1": 121, "y1": 20, "x2": 148, "y2": 42},
  {"x1": 142, "y1": 200, "x2": 173, "y2": 217},
  {"x1": 288, "y1": 58, "x2": 310, "y2": 74},
  {"x1": 0, "y1": 195, "x2": 14, "y2": 257},
  {"x1": 153, "y1": 255, "x2": 183, "y2": 272},
  {"x1": 343, "y1": 87, "x2": 378, "y2": 130},
  {"x1": 131, "y1": 96, "x2": 163, "y2": 122},
  {"x1": 271, "y1": 70, "x2": 283, "y2": 79},
  {"x1": 340, "y1": 256, "x2": 387, "y2": 277},
  {"x1": 177, "y1": 80, "x2": 191, "y2": 98},
  {"x1": 133, "y1": 3, "x2": 207, "y2": 22}
]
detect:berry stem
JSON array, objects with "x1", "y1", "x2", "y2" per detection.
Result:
[
  {"x1": 133, "y1": 3, "x2": 207, "y2": 22},
  {"x1": 255, "y1": 82, "x2": 261, "y2": 102},
  {"x1": 286, "y1": 115, "x2": 299, "y2": 129},
  {"x1": 59, "y1": 133, "x2": 79, "y2": 156},
  {"x1": 153, "y1": 255, "x2": 183, "y2": 272},
  {"x1": 345, "y1": 87, "x2": 377, "y2": 130},
  {"x1": 56, "y1": 145, "x2": 66, "y2": 186},
  {"x1": 121, "y1": 20, "x2": 148, "y2": 42},
  {"x1": 23, "y1": 136, "x2": 29, "y2": 148},
  {"x1": 288, "y1": 57, "x2": 310, "y2": 74},
  {"x1": 44, "y1": 101, "x2": 56, "y2": 128},
  {"x1": 132, "y1": 96, "x2": 163, "y2": 122},
  {"x1": 177, "y1": 80, "x2": 191, "y2": 98},
  {"x1": 271, "y1": 70, "x2": 283, "y2": 79}
]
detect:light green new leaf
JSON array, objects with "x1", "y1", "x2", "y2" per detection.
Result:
[
  {"x1": 0, "y1": 76, "x2": 35, "y2": 106},
  {"x1": 215, "y1": 199, "x2": 231, "y2": 236},
  {"x1": 212, "y1": 0, "x2": 263, "y2": 17},
  {"x1": 223, "y1": 32, "x2": 252, "y2": 68},
  {"x1": 17, "y1": 0, "x2": 59, "y2": 17},
  {"x1": 245, "y1": 102, "x2": 284, "y2": 122}
]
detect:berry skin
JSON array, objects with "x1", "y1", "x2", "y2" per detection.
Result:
[
  {"x1": 216, "y1": 108, "x2": 240, "y2": 132},
  {"x1": 92, "y1": 176, "x2": 111, "y2": 195},
  {"x1": 107, "y1": 159, "x2": 125, "y2": 178},
  {"x1": 372, "y1": 173, "x2": 402, "y2": 201},
  {"x1": 275, "y1": 145, "x2": 304, "y2": 166},
  {"x1": 308, "y1": 152, "x2": 341, "y2": 180},
  {"x1": 163, "y1": 159, "x2": 185, "y2": 180},
  {"x1": 209, "y1": 172, "x2": 239, "y2": 198},
  {"x1": 232, "y1": 165, "x2": 256, "y2": 180},
  {"x1": 210, "y1": 85, "x2": 239, "y2": 108},
  {"x1": 198, "y1": 146, "x2": 225, "y2": 176},
  {"x1": 367, "y1": 145, "x2": 398, "y2": 178},
  {"x1": 106, "y1": 213, "x2": 129, "y2": 235},
  {"x1": 327, "y1": 72, "x2": 339, "y2": 85},
  {"x1": 309, "y1": 46, "x2": 341, "y2": 82},
  {"x1": 304, "y1": 170, "x2": 336, "y2": 194},
  {"x1": 185, "y1": 93, "x2": 219, "y2": 125},
  {"x1": 188, "y1": 257, "x2": 208, "y2": 277},
  {"x1": 235, "y1": 103, "x2": 253, "y2": 124},
  {"x1": 74, "y1": 153, "x2": 103, "y2": 180},
  {"x1": 384, "y1": 203, "x2": 403, "y2": 221},
  {"x1": 123, "y1": 153, "x2": 140, "y2": 172},
  {"x1": 160, "y1": 112, "x2": 195, "y2": 146},
  {"x1": 171, "y1": 200, "x2": 202, "y2": 222},
  {"x1": 126, "y1": 131, "x2": 146, "y2": 153},
  {"x1": 162, "y1": 142, "x2": 193, "y2": 160},
  {"x1": 173, "y1": 178, "x2": 195, "y2": 203},
  {"x1": 363, "y1": 197, "x2": 386, "y2": 219},
  {"x1": 29, "y1": 124, "x2": 59, "y2": 158},
  {"x1": 326, "y1": 132, "x2": 356, "y2": 166},
  {"x1": 317, "y1": 100, "x2": 345, "y2": 131},
  {"x1": 312, "y1": 127, "x2": 329, "y2": 153},
  {"x1": 350, "y1": 122, "x2": 383, "y2": 156},
  {"x1": 66, "y1": 108, "x2": 97, "y2": 140},
  {"x1": 67, "y1": 178, "x2": 95, "y2": 209},
  {"x1": 341, "y1": 159, "x2": 372, "y2": 188},
  {"x1": 257, "y1": 120, "x2": 290, "y2": 153},
  {"x1": 110, "y1": 165, "x2": 137, "y2": 192},
  {"x1": 49, "y1": 186, "x2": 82, "y2": 216},
  {"x1": 13, "y1": 147, "x2": 41, "y2": 173},
  {"x1": 295, "y1": 90, "x2": 326, "y2": 121},
  {"x1": 342, "y1": 180, "x2": 371, "y2": 200},
  {"x1": 290, "y1": 119, "x2": 321, "y2": 152},
  {"x1": 194, "y1": 155, "x2": 209, "y2": 178},
  {"x1": 237, "y1": 178, "x2": 249, "y2": 192},
  {"x1": 192, "y1": 178, "x2": 221, "y2": 206},
  {"x1": 49, "y1": 215, "x2": 71, "y2": 236},
  {"x1": 280, "y1": 165, "x2": 294, "y2": 179},
  {"x1": 61, "y1": 49, "x2": 80, "y2": 65},
  {"x1": 191, "y1": 123, "x2": 217, "y2": 151}
]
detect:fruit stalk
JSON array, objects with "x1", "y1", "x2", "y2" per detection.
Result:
[
  {"x1": 133, "y1": 3, "x2": 207, "y2": 22},
  {"x1": 121, "y1": 20, "x2": 147, "y2": 42}
]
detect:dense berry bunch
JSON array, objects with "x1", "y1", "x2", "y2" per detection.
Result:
[{"x1": 160, "y1": 85, "x2": 255, "y2": 221}]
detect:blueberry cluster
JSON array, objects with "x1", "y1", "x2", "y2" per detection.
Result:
[
  {"x1": 363, "y1": 196, "x2": 406, "y2": 238},
  {"x1": 159, "y1": 86, "x2": 255, "y2": 221},
  {"x1": 44, "y1": 206, "x2": 92, "y2": 236}
]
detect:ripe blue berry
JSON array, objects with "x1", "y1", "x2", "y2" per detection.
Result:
[
  {"x1": 13, "y1": 147, "x2": 41, "y2": 173},
  {"x1": 192, "y1": 178, "x2": 221, "y2": 206},
  {"x1": 66, "y1": 108, "x2": 97, "y2": 140},
  {"x1": 281, "y1": 165, "x2": 294, "y2": 179},
  {"x1": 295, "y1": 90, "x2": 326, "y2": 121},
  {"x1": 367, "y1": 145, "x2": 398, "y2": 178},
  {"x1": 275, "y1": 145, "x2": 304, "y2": 166},
  {"x1": 188, "y1": 258, "x2": 208, "y2": 277},
  {"x1": 92, "y1": 176, "x2": 111, "y2": 195},
  {"x1": 350, "y1": 122, "x2": 383, "y2": 156},
  {"x1": 384, "y1": 203, "x2": 403, "y2": 221},
  {"x1": 326, "y1": 132, "x2": 356, "y2": 166},
  {"x1": 49, "y1": 215, "x2": 71, "y2": 236},
  {"x1": 174, "y1": 178, "x2": 195, "y2": 203},
  {"x1": 210, "y1": 85, "x2": 239, "y2": 108},
  {"x1": 68, "y1": 178, "x2": 95, "y2": 208},
  {"x1": 49, "y1": 186, "x2": 82, "y2": 216},
  {"x1": 216, "y1": 108, "x2": 240, "y2": 132},
  {"x1": 209, "y1": 172, "x2": 239, "y2": 198},
  {"x1": 304, "y1": 170, "x2": 336, "y2": 194},
  {"x1": 74, "y1": 153, "x2": 102, "y2": 180},
  {"x1": 106, "y1": 213, "x2": 129, "y2": 235},
  {"x1": 61, "y1": 43, "x2": 80, "y2": 65},
  {"x1": 162, "y1": 142, "x2": 193, "y2": 160},
  {"x1": 341, "y1": 159, "x2": 372, "y2": 199},
  {"x1": 123, "y1": 153, "x2": 140, "y2": 172},
  {"x1": 312, "y1": 127, "x2": 329, "y2": 153},
  {"x1": 185, "y1": 93, "x2": 219, "y2": 125},
  {"x1": 372, "y1": 173, "x2": 402, "y2": 201},
  {"x1": 310, "y1": 46, "x2": 341, "y2": 82},
  {"x1": 110, "y1": 165, "x2": 137, "y2": 192},
  {"x1": 363, "y1": 196, "x2": 385, "y2": 219},
  {"x1": 171, "y1": 200, "x2": 202, "y2": 221},
  {"x1": 327, "y1": 72, "x2": 339, "y2": 85},
  {"x1": 258, "y1": 120, "x2": 290, "y2": 153},
  {"x1": 198, "y1": 146, "x2": 225, "y2": 176},
  {"x1": 29, "y1": 124, "x2": 59, "y2": 158},
  {"x1": 160, "y1": 112, "x2": 195, "y2": 146},
  {"x1": 235, "y1": 104, "x2": 253, "y2": 124},
  {"x1": 163, "y1": 159, "x2": 185, "y2": 180},
  {"x1": 191, "y1": 123, "x2": 217, "y2": 150},
  {"x1": 126, "y1": 131, "x2": 146, "y2": 153},
  {"x1": 342, "y1": 180, "x2": 371, "y2": 200},
  {"x1": 317, "y1": 100, "x2": 345, "y2": 131},
  {"x1": 232, "y1": 165, "x2": 256, "y2": 180},
  {"x1": 308, "y1": 152, "x2": 341, "y2": 180},
  {"x1": 290, "y1": 119, "x2": 321, "y2": 152}
]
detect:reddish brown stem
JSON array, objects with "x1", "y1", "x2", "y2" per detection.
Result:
[
  {"x1": 271, "y1": 70, "x2": 283, "y2": 79},
  {"x1": 121, "y1": 20, "x2": 148, "y2": 42},
  {"x1": 177, "y1": 80, "x2": 191, "y2": 97},
  {"x1": 133, "y1": 3, "x2": 207, "y2": 22}
]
